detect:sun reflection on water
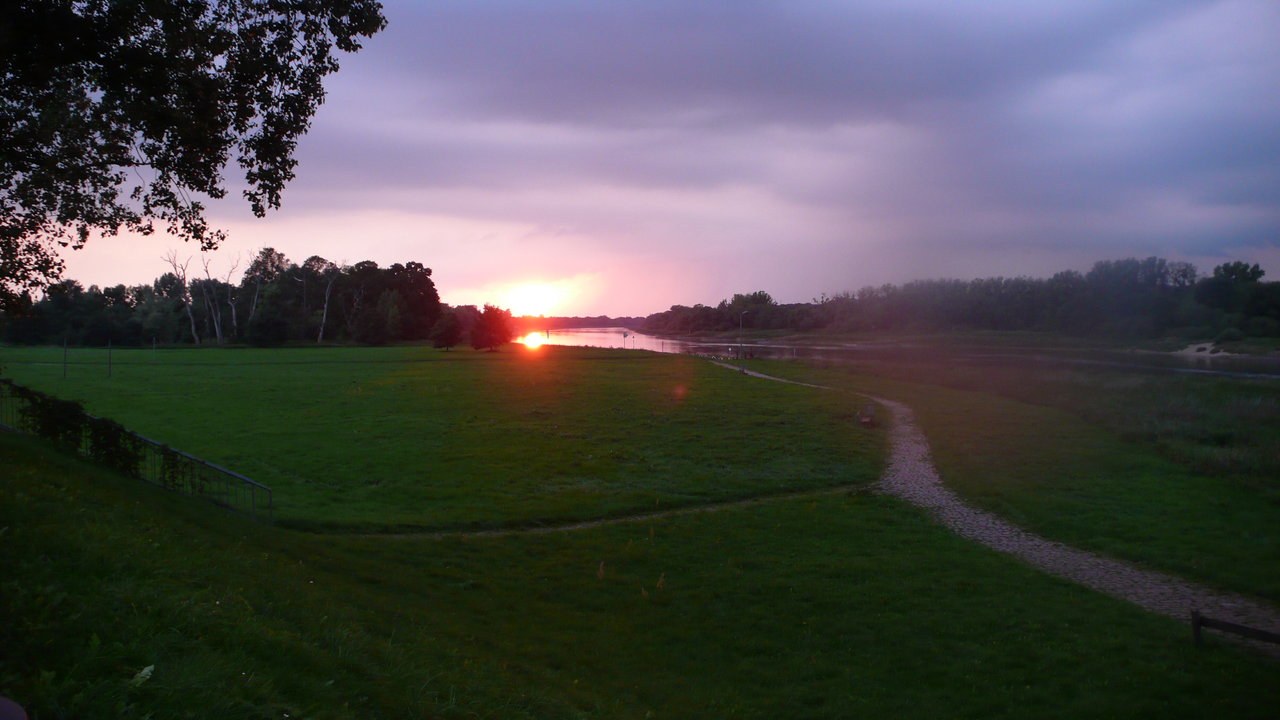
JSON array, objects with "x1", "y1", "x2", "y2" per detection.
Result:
[{"x1": 517, "y1": 332, "x2": 547, "y2": 349}]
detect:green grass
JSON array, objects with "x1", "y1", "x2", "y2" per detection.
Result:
[
  {"x1": 748, "y1": 358, "x2": 1280, "y2": 602},
  {"x1": 0, "y1": 345, "x2": 879, "y2": 531},
  {"x1": 3, "y1": 431, "x2": 1277, "y2": 719}
]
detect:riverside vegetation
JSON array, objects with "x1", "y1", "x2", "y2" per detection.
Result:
[{"x1": 1, "y1": 344, "x2": 1278, "y2": 719}]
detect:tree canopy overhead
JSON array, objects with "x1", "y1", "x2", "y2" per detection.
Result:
[{"x1": 0, "y1": 0, "x2": 386, "y2": 306}]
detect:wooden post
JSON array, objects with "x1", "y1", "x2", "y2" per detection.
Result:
[
  {"x1": 1191, "y1": 610, "x2": 1203, "y2": 646},
  {"x1": 1192, "y1": 612, "x2": 1280, "y2": 645},
  {"x1": 62, "y1": 335, "x2": 68, "y2": 379},
  {"x1": 108, "y1": 339, "x2": 112, "y2": 378}
]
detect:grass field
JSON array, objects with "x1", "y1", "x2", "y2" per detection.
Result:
[
  {"x1": 749, "y1": 357, "x2": 1280, "y2": 602},
  {"x1": 2, "y1": 344, "x2": 1278, "y2": 718},
  {"x1": 3, "y1": 431, "x2": 1278, "y2": 719},
  {"x1": 0, "y1": 345, "x2": 879, "y2": 531}
]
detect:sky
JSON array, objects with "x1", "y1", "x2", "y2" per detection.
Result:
[{"x1": 63, "y1": 0, "x2": 1280, "y2": 317}]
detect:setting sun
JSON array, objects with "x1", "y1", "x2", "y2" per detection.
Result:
[
  {"x1": 503, "y1": 282, "x2": 566, "y2": 317},
  {"x1": 517, "y1": 332, "x2": 546, "y2": 349}
]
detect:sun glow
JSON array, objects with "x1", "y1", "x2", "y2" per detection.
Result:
[
  {"x1": 503, "y1": 282, "x2": 567, "y2": 317},
  {"x1": 518, "y1": 332, "x2": 547, "y2": 349}
]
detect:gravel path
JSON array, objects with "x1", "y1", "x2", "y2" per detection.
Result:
[
  {"x1": 718, "y1": 362, "x2": 1280, "y2": 649},
  {"x1": 384, "y1": 359, "x2": 1278, "y2": 647}
]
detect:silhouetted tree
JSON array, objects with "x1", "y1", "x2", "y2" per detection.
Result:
[
  {"x1": 0, "y1": 1, "x2": 386, "y2": 307},
  {"x1": 242, "y1": 248, "x2": 290, "y2": 327},
  {"x1": 1214, "y1": 262, "x2": 1265, "y2": 283},
  {"x1": 429, "y1": 311, "x2": 463, "y2": 350},
  {"x1": 470, "y1": 305, "x2": 513, "y2": 350},
  {"x1": 389, "y1": 261, "x2": 441, "y2": 340}
]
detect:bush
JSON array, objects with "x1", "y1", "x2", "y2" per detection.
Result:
[
  {"x1": 1244, "y1": 316, "x2": 1280, "y2": 338},
  {"x1": 5, "y1": 380, "x2": 141, "y2": 474},
  {"x1": 16, "y1": 386, "x2": 86, "y2": 450},
  {"x1": 1214, "y1": 327, "x2": 1246, "y2": 344},
  {"x1": 86, "y1": 416, "x2": 144, "y2": 477}
]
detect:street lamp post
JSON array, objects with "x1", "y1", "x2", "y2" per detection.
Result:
[{"x1": 738, "y1": 310, "x2": 750, "y2": 371}]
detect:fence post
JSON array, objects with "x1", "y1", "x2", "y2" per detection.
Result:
[{"x1": 1191, "y1": 610, "x2": 1203, "y2": 646}]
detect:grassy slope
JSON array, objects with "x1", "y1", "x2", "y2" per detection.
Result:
[
  {"x1": 750, "y1": 359, "x2": 1280, "y2": 602},
  {"x1": 3, "y1": 432, "x2": 1277, "y2": 720},
  {"x1": 0, "y1": 346, "x2": 878, "y2": 531}
]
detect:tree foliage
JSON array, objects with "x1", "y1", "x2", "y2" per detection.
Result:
[
  {"x1": 2, "y1": 249, "x2": 443, "y2": 347},
  {"x1": 0, "y1": 0, "x2": 386, "y2": 307},
  {"x1": 470, "y1": 304, "x2": 514, "y2": 351},
  {"x1": 429, "y1": 311, "x2": 463, "y2": 350},
  {"x1": 642, "y1": 257, "x2": 1280, "y2": 341}
]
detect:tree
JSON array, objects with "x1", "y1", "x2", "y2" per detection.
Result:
[
  {"x1": 470, "y1": 304, "x2": 513, "y2": 351},
  {"x1": 302, "y1": 256, "x2": 340, "y2": 343},
  {"x1": 0, "y1": 1, "x2": 387, "y2": 307},
  {"x1": 241, "y1": 247, "x2": 290, "y2": 326},
  {"x1": 354, "y1": 289, "x2": 405, "y2": 345},
  {"x1": 429, "y1": 311, "x2": 462, "y2": 350},
  {"x1": 388, "y1": 261, "x2": 441, "y2": 339},
  {"x1": 162, "y1": 251, "x2": 200, "y2": 344},
  {"x1": 1213, "y1": 262, "x2": 1265, "y2": 283},
  {"x1": 1197, "y1": 262, "x2": 1266, "y2": 312}
]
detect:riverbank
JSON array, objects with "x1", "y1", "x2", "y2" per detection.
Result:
[{"x1": 644, "y1": 327, "x2": 1280, "y2": 356}]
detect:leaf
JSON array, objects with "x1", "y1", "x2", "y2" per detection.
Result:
[{"x1": 129, "y1": 664, "x2": 155, "y2": 687}]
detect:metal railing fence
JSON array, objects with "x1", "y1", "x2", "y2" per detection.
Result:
[{"x1": 0, "y1": 378, "x2": 272, "y2": 521}]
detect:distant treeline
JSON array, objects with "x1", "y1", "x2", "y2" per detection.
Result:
[
  {"x1": 511, "y1": 315, "x2": 645, "y2": 333},
  {"x1": 643, "y1": 258, "x2": 1280, "y2": 341},
  {"x1": 6, "y1": 255, "x2": 1278, "y2": 347},
  {"x1": 0, "y1": 248, "x2": 505, "y2": 348}
]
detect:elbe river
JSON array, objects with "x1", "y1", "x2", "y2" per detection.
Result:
[{"x1": 521, "y1": 327, "x2": 1280, "y2": 379}]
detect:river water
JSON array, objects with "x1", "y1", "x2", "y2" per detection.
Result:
[{"x1": 519, "y1": 327, "x2": 1280, "y2": 379}]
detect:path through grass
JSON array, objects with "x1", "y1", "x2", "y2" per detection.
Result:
[{"x1": 749, "y1": 358, "x2": 1280, "y2": 602}]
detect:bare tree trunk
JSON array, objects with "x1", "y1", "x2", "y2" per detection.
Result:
[
  {"x1": 226, "y1": 292, "x2": 239, "y2": 339},
  {"x1": 248, "y1": 280, "x2": 261, "y2": 326},
  {"x1": 186, "y1": 300, "x2": 200, "y2": 344},
  {"x1": 164, "y1": 251, "x2": 200, "y2": 345},
  {"x1": 318, "y1": 273, "x2": 337, "y2": 343},
  {"x1": 222, "y1": 255, "x2": 241, "y2": 340},
  {"x1": 198, "y1": 257, "x2": 224, "y2": 345},
  {"x1": 200, "y1": 281, "x2": 224, "y2": 344}
]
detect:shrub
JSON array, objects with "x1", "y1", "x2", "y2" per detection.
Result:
[
  {"x1": 1214, "y1": 327, "x2": 1246, "y2": 344},
  {"x1": 1244, "y1": 316, "x2": 1280, "y2": 338},
  {"x1": 86, "y1": 416, "x2": 144, "y2": 477},
  {"x1": 16, "y1": 386, "x2": 87, "y2": 450}
]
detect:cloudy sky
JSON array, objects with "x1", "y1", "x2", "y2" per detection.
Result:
[{"x1": 66, "y1": 0, "x2": 1280, "y2": 317}]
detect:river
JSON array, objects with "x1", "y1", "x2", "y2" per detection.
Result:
[{"x1": 518, "y1": 327, "x2": 1280, "y2": 379}]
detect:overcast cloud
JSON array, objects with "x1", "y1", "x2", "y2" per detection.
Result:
[{"x1": 65, "y1": 0, "x2": 1280, "y2": 316}]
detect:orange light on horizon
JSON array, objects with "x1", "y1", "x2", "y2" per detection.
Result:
[
  {"x1": 504, "y1": 282, "x2": 566, "y2": 317},
  {"x1": 517, "y1": 332, "x2": 547, "y2": 349}
]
